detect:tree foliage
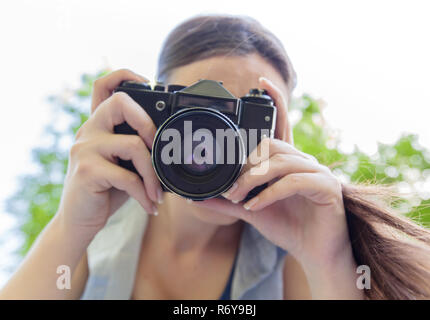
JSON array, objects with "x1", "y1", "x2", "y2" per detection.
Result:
[{"x1": 7, "y1": 71, "x2": 430, "y2": 255}]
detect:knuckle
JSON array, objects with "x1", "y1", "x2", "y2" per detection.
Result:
[
  {"x1": 307, "y1": 154, "x2": 319, "y2": 163},
  {"x1": 128, "y1": 135, "x2": 144, "y2": 150},
  {"x1": 270, "y1": 180, "x2": 283, "y2": 194},
  {"x1": 319, "y1": 164, "x2": 332, "y2": 174},
  {"x1": 75, "y1": 160, "x2": 93, "y2": 177},
  {"x1": 111, "y1": 91, "x2": 129, "y2": 106},
  {"x1": 92, "y1": 76, "x2": 106, "y2": 92},
  {"x1": 126, "y1": 173, "x2": 141, "y2": 185},
  {"x1": 69, "y1": 141, "x2": 86, "y2": 158},
  {"x1": 74, "y1": 119, "x2": 92, "y2": 140},
  {"x1": 75, "y1": 124, "x2": 86, "y2": 140},
  {"x1": 271, "y1": 154, "x2": 289, "y2": 170},
  {"x1": 93, "y1": 78, "x2": 102, "y2": 89},
  {"x1": 287, "y1": 174, "x2": 302, "y2": 184},
  {"x1": 272, "y1": 152, "x2": 286, "y2": 163}
]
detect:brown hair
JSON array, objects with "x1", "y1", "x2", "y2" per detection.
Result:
[
  {"x1": 156, "y1": 14, "x2": 296, "y2": 94},
  {"x1": 156, "y1": 14, "x2": 430, "y2": 299}
]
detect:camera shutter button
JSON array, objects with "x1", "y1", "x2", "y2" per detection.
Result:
[
  {"x1": 154, "y1": 83, "x2": 165, "y2": 91},
  {"x1": 243, "y1": 88, "x2": 273, "y2": 105},
  {"x1": 167, "y1": 84, "x2": 186, "y2": 92},
  {"x1": 249, "y1": 88, "x2": 268, "y2": 96}
]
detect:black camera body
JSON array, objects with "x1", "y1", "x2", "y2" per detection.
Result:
[{"x1": 114, "y1": 79, "x2": 276, "y2": 201}]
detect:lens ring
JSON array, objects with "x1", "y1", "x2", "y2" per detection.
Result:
[{"x1": 152, "y1": 107, "x2": 245, "y2": 200}]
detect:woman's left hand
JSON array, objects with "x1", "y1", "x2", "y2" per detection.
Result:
[{"x1": 193, "y1": 77, "x2": 353, "y2": 270}]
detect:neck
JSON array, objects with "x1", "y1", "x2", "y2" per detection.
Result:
[{"x1": 152, "y1": 193, "x2": 242, "y2": 254}]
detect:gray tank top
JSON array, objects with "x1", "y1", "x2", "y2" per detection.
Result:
[{"x1": 80, "y1": 198, "x2": 287, "y2": 299}]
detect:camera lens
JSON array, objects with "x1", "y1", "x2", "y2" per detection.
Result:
[
  {"x1": 181, "y1": 130, "x2": 221, "y2": 176},
  {"x1": 152, "y1": 108, "x2": 245, "y2": 200}
]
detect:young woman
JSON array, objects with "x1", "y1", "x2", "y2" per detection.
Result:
[{"x1": 1, "y1": 15, "x2": 430, "y2": 300}]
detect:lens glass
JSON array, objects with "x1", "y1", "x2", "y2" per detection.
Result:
[
  {"x1": 152, "y1": 108, "x2": 244, "y2": 200},
  {"x1": 181, "y1": 130, "x2": 221, "y2": 176}
]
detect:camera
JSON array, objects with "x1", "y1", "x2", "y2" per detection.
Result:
[{"x1": 113, "y1": 79, "x2": 276, "y2": 201}]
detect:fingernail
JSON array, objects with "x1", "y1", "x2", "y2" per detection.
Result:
[
  {"x1": 243, "y1": 197, "x2": 259, "y2": 211},
  {"x1": 152, "y1": 204, "x2": 158, "y2": 216},
  {"x1": 186, "y1": 198, "x2": 193, "y2": 204},
  {"x1": 232, "y1": 199, "x2": 240, "y2": 204},
  {"x1": 222, "y1": 183, "x2": 238, "y2": 198},
  {"x1": 157, "y1": 188, "x2": 164, "y2": 204}
]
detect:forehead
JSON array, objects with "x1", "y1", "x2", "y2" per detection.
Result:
[{"x1": 167, "y1": 53, "x2": 287, "y2": 98}]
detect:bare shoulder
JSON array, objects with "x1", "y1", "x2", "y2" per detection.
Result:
[{"x1": 283, "y1": 254, "x2": 312, "y2": 300}]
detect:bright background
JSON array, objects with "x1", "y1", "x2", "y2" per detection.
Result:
[{"x1": 0, "y1": 0, "x2": 429, "y2": 287}]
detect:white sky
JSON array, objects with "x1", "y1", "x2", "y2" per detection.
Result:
[{"x1": 0, "y1": 0, "x2": 430, "y2": 286}]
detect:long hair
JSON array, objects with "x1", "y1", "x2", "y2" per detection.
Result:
[{"x1": 156, "y1": 14, "x2": 430, "y2": 299}]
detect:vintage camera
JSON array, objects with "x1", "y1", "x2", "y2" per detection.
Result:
[{"x1": 113, "y1": 79, "x2": 276, "y2": 201}]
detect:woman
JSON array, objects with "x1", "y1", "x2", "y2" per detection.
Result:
[{"x1": 1, "y1": 15, "x2": 430, "y2": 300}]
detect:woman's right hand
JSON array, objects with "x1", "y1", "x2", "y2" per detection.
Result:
[{"x1": 57, "y1": 69, "x2": 162, "y2": 240}]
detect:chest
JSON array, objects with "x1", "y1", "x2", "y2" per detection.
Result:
[{"x1": 131, "y1": 247, "x2": 236, "y2": 300}]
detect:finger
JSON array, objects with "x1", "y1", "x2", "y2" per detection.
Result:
[
  {"x1": 91, "y1": 158, "x2": 156, "y2": 215},
  {"x1": 243, "y1": 137, "x2": 317, "y2": 173},
  {"x1": 224, "y1": 154, "x2": 324, "y2": 202},
  {"x1": 259, "y1": 77, "x2": 293, "y2": 144},
  {"x1": 91, "y1": 69, "x2": 149, "y2": 113},
  {"x1": 243, "y1": 172, "x2": 342, "y2": 211},
  {"x1": 96, "y1": 134, "x2": 162, "y2": 204},
  {"x1": 91, "y1": 91, "x2": 157, "y2": 148},
  {"x1": 191, "y1": 197, "x2": 251, "y2": 222}
]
